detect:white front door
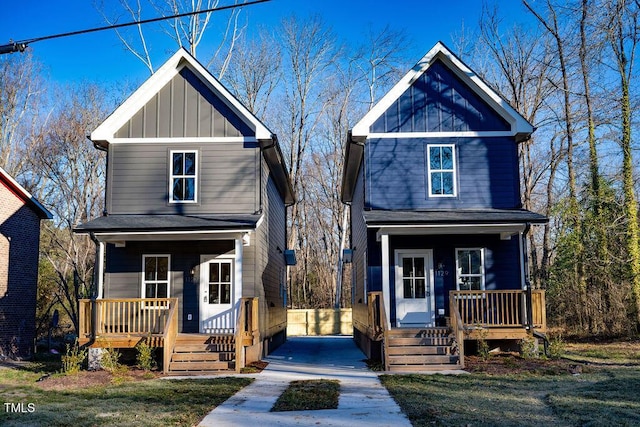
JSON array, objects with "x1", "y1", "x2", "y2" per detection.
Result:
[
  {"x1": 199, "y1": 257, "x2": 235, "y2": 333},
  {"x1": 394, "y1": 250, "x2": 435, "y2": 327}
]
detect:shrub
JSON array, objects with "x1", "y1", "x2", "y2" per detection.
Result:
[
  {"x1": 61, "y1": 340, "x2": 87, "y2": 375},
  {"x1": 101, "y1": 346, "x2": 124, "y2": 374},
  {"x1": 520, "y1": 334, "x2": 539, "y2": 359},
  {"x1": 136, "y1": 339, "x2": 157, "y2": 371},
  {"x1": 547, "y1": 334, "x2": 566, "y2": 359},
  {"x1": 476, "y1": 327, "x2": 490, "y2": 361}
]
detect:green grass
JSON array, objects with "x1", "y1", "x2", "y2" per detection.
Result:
[
  {"x1": 381, "y1": 368, "x2": 640, "y2": 426},
  {"x1": 271, "y1": 380, "x2": 340, "y2": 412},
  {"x1": 0, "y1": 367, "x2": 251, "y2": 426},
  {"x1": 564, "y1": 341, "x2": 640, "y2": 364}
]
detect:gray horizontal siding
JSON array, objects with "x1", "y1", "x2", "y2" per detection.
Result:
[
  {"x1": 371, "y1": 59, "x2": 510, "y2": 133},
  {"x1": 365, "y1": 137, "x2": 520, "y2": 210},
  {"x1": 107, "y1": 142, "x2": 260, "y2": 215}
]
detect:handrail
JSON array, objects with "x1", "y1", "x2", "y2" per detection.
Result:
[
  {"x1": 449, "y1": 293, "x2": 466, "y2": 368},
  {"x1": 368, "y1": 292, "x2": 391, "y2": 371},
  {"x1": 162, "y1": 298, "x2": 179, "y2": 374},
  {"x1": 236, "y1": 297, "x2": 259, "y2": 372}
]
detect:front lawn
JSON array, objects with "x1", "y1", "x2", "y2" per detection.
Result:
[
  {"x1": 382, "y1": 354, "x2": 640, "y2": 426},
  {"x1": 0, "y1": 365, "x2": 251, "y2": 426}
]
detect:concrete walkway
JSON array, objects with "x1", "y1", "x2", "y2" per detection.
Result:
[{"x1": 198, "y1": 336, "x2": 412, "y2": 427}]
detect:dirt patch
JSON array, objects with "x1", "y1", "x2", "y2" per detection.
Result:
[
  {"x1": 35, "y1": 369, "x2": 162, "y2": 390},
  {"x1": 465, "y1": 353, "x2": 583, "y2": 375}
]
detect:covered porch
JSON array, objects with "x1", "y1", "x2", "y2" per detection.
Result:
[
  {"x1": 78, "y1": 297, "x2": 260, "y2": 374},
  {"x1": 366, "y1": 289, "x2": 546, "y2": 371}
]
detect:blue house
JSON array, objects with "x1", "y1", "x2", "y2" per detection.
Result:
[{"x1": 341, "y1": 42, "x2": 547, "y2": 371}]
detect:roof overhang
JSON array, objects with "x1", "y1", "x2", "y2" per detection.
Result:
[
  {"x1": 375, "y1": 223, "x2": 527, "y2": 242},
  {"x1": 74, "y1": 214, "x2": 262, "y2": 244},
  {"x1": 91, "y1": 48, "x2": 273, "y2": 148},
  {"x1": 0, "y1": 166, "x2": 53, "y2": 219},
  {"x1": 350, "y1": 41, "x2": 534, "y2": 141}
]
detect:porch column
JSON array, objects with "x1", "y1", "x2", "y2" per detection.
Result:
[
  {"x1": 97, "y1": 241, "x2": 105, "y2": 299},
  {"x1": 235, "y1": 237, "x2": 243, "y2": 308},
  {"x1": 381, "y1": 233, "x2": 391, "y2": 328}
]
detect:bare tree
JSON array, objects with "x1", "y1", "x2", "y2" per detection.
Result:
[
  {"x1": 0, "y1": 53, "x2": 45, "y2": 177},
  {"x1": 28, "y1": 85, "x2": 108, "y2": 333},
  {"x1": 97, "y1": 0, "x2": 244, "y2": 73}
]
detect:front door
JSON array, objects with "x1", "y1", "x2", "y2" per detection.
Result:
[
  {"x1": 199, "y1": 257, "x2": 234, "y2": 333},
  {"x1": 395, "y1": 250, "x2": 435, "y2": 327}
]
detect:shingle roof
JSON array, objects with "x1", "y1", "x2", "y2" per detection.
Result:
[
  {"x1": 363, "y1": 209, "x2": 548, "y2": 226},
  {"x1": 75, "y1": 214, "x2": 261, "y2": 233}
]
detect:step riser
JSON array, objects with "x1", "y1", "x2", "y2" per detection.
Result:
[
  {"x1": 387, "y1": 346, "x2": 450, "y2": 356},
  {"x1": 388, "y1": 355, "x2": 458, "y2": 365},
  {"x1": 388, "y1": 337, "x2": 451, "y2": 346},
  {"x1": 169, "y1": 334, "x2": 236, "y2": 373},
  {"x1": 169, "y1": 361, "x2": 235, "y2": 371}
]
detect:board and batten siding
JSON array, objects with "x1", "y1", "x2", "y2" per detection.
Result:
[
  {"x1": 370, "y1": 59, "x2": 510, "y2": 134},
  {"x1": 106, "y1": 142, "x2": 261, "y2": 215},
  {"x1": 115, "y1": 68, "x2": 252, "y2": 139},
  {"x1": 365, "y1": 136, "x2": 520, "y2": 210}
]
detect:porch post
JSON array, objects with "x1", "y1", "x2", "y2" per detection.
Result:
[
  {"x1": 97, "y1": 241, "x2": 105, "y2": 299},
  {"x1": 235, "y1": 237, "x2": 243, "y2": 325},
  {"x1": 381, "y1": 233, "x2": 391, "y2": 328}
]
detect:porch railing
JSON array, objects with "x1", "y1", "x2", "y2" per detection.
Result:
[
  {"x1": 236, "y1": 297, "x2": 259, "y2": 372},
  {"x1": 78, "y1": 298, "x2": 179, "y2": 340},
  {"x1": 368, "y1": 291, "x2": 391, "y2": 371},
  {"x1": 449, "y1": 290, "x2": 546, "y2": 330}
]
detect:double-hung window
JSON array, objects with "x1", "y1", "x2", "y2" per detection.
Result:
[
  {"x1": 170, "y1": 150, "x2": 197, "y2": 202},
  {"x1": 142, "y1": 255, "x2": 170, "y2": 298},
  {"x1": 427, "y1": 144, "x2": 456, "y2": 197},
  {"x1": 456, "y1": 248, "x2": 485, "y2": 291}
]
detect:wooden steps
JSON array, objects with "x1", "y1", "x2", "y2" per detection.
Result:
[
  {"x1": 167, "y1": 333, "x2": 236, "y2": 374},
  {"x1": 385, "y1": 327, "x2": 460, "y2": 372}
]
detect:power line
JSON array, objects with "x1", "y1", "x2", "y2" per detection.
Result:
[{"x1": 0, "y1": 0, "x2": 270, "y2": 55}]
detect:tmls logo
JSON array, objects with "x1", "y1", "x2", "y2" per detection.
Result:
[{"x1": 4, "y1": 403, "x2": 36, "y2": 413}]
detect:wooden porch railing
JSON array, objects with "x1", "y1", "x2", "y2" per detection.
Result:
[
  {"x1": 368, "y1": 291, "x2": 391, "y2": 371},
  {"x1": 236, "y1": 297, "x2": 259, "y2": 372},
  {"x1": 449, "y1": 290, "x2": 546, "y2": 330},
  {"x1": 449, "y1": 296, "x2": 466, "y2": 368},
  {"x1": 162, "y1": 300, "x2": 179, "y2": 374}
]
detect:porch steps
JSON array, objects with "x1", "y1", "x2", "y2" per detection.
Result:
[
  {"x1": 167, "y1": 333, "x2": 236, "y2": 374},
  {"x1": 385, "y1": 327, "x2": 460, "y2": 372}
]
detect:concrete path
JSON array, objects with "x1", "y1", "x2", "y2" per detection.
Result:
[{"x1": 198, "y1": 336, "x2": 412, "y2": 427}]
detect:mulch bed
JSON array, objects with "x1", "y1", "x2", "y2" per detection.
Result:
[{"x1": 464, "y1": 353, "x2": 584, "y2": 375}]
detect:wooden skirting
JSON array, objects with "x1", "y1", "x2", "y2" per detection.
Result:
[{"x1": 79, "y1": 334, "x2": 164, "y2": 348}]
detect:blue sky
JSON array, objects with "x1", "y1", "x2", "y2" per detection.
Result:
[{"x1": 1, "y1": 0, "x2": 531, "y2": 86}]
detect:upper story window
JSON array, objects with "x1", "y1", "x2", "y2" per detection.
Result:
[
  {"x1": 142, "y1": 255, "x2": 170, "y2": 298},
  {"x1": 455, "y1": 248, "x2": 485, "y2": 291},
  {"x1": 427, "y1": 144, "x2": 456, "y2": 197},
  {"x1": 170, "y1": 150, "x2": 197, "y2": 203}
]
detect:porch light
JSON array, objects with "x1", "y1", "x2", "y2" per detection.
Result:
[
  {"x1": 342, "y1": 249, "x2": 353, "y2": 263},
  {"x1": 242, "y1": 233, "x2": 251, "y2": 247},
  {"x1": 284, "y1": 249, "x2": 296, "y2": 266}
]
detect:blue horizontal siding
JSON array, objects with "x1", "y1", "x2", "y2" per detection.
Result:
[
  {"x1": 371, "y1": 59, "x2": 510, "y2": 133},
  {"x1": 365, "y1": 137, "x2": 520, "y2": 210}
]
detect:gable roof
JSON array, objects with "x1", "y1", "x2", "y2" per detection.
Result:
[
  {"x1": 341, "y1": 42, "x2": 534, "y2": 203},
  {"x1": 91, "y1": 48, "x2": 294, "y2": 206},
  {"x1": 351, "y1": 41, "x2": 533, "y2": 140},
  {"x1": 0, "y1": 167, "x2": 53, "y2": 219},
  {"x1": 91, "y1": 48, "x2": 273, "y2": 145}
]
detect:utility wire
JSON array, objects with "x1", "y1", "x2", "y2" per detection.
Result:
[{"x1": 0, "y1": 0, "x2": 270, "y2": 55}]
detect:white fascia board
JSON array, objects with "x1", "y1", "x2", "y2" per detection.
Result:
[
  {"x1": 367, "y1": 131, "x2": 515, "y2": 139},
  {"x1": 351, "y1": 41, "x2": 533, "y2": 139},
  {"x1": 108, "y1": 137, "x2": 258, "y2": 144},
  {"x1": 91, "y1": 49, "x2": 273, "y2": 144},
  {"x1": 94, "y1": 229, "x2": 254, "y2": 243},
  {"x1": 374, "y1": 223, "x2": 526, "y2": 241}
]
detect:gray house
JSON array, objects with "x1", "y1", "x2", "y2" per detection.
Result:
[
  {"x1": 76, "y1": 49, "x2": 294, "y2": 373},
  {"x1": 341, "y1": 42, "x2": 547, "y2": 372}
]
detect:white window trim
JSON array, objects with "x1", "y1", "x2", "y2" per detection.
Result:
[
  {"x1": 141, "y1": 254, "x2": 171, "y2": 299},
  {"x1": 427, "y1": 143, "x2": 457, "y2": 197},
  {"x1": 455, "y1": 248, "x2": 485, "y2": 292},
  {"x1": 169, "y1": 150, "x2": 198, "y2": 204}
]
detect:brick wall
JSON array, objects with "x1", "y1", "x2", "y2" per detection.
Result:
[{"x1": 0, "y1": 182, "x2": 42, "y2": 359}]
